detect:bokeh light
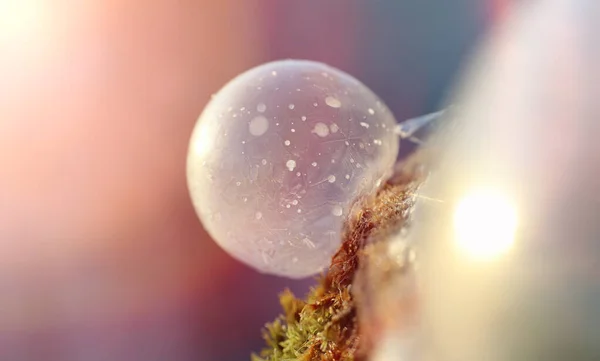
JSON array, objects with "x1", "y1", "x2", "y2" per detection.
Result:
[{"x1": 453, "y1": 190, "x2": 517, "y2": 260}]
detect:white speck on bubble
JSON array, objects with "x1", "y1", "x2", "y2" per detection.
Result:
[
  {"x1": 312, "y1": 122, "x2": 330, "y2": 137},
  {"x1": 311, "y1": 162, "x2": 317, "y2": 167},
  {"x1": 374, "y1": 139, "x2": 382, "y2": 145},
  {"x1": 325, "y1": 96, "x2": 342, "y2": 108},
  {"x1": 284, "y1": 140, "x2": 291, "y2": 146},
  {"x1": 261, "y1": 159, "x2": 267, "y2": 165},
  {"x1": 257, "y1": 103, "x2": 266, "y2": 112},
  {"x1": 313, "y1": 102, "x2": 318, "y2": 107},
  {"x1": 301, "y1": 116, "x2": 307, "y2": 121},
  {"x1": 330, "y1": 123, "x2": 339, "y2": 133},
  {"x1": 291, "y1": 128, "x2": 296, "y2": 133},
  {"x1": 288, "y1": 104, "x2": 295, "y2": 110},
  {"x1": 296, "y1": 172, "x2": 301, "y2": 177},
  {"x1": 255, "y1": 212, "x2": 263, "y2": 220},
  {"x1": 249, "y1": 116, "x2": 269, "y2": 136},
  {"x1": 345, "y1": 174, "x2": 350, "y2": 179},
  {"x1": 292, "y1": 200, "x2": 299, "y2": 205},
  {"x1": 236, "y1": 181, "x2": 241, "y2": 186},
  {"x1": 328, "y1": 175, "x2": 336, "y2": 183},
  {"x1": 272, "y1": 71, "x2": 277, "y2": 76},
  {"x1": 360, "y1": 122, "x2": 370, "y2": 129},
  {"x1": 332, "y1": 205, "x2": 343, "y2": 217},
  {"x1": 368, "y1": 108, "x2": 375, "y2": 115},
  {"x1": 286, "y1": 160, "x2": 297, "y2": 171}
]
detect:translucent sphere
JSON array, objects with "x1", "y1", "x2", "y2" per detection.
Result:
[{"x1": 187, "y1": 60, "x2": 399, "y2": 278}]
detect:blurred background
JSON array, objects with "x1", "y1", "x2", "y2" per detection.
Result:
[{"x1": 0, "y1": 1, "x2": 504, "y2": 360}]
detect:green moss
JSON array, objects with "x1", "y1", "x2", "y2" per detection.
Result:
[{"x1": 252, "y1": 284, "x2": 356, "y2": 361}]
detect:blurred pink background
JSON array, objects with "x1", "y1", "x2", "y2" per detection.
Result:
[{"x1": 0, "y1": 1, "x2": 498, "y2": 360}]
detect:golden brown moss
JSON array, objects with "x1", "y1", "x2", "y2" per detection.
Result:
[{"x1": 252, "y1": 150, "x2": 428, "y2": 361}]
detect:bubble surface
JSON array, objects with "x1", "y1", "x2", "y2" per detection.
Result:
[{"x1": 187, "y1": 60, "x2": 399, "y2": 278}]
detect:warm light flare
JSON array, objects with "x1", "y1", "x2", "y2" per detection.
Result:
[
  {"x1": 0, "y1": 0, "x2": 47, "y2": 42},
  {"x1": 453, "y1": 190, "x2": 517, "y2": 260}
]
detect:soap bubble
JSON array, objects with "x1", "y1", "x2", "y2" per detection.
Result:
[{"x1": 187, "y1": 60, "x2": 399, "y2": 278}]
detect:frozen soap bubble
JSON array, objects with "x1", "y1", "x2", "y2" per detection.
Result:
[{"x1": 187, "y1": 60, "x2": 399, "y2": 278}]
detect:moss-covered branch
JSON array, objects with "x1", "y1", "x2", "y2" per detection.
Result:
[{"x1": 252, "y1": 150, "x2": 428, "y2": 361}]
